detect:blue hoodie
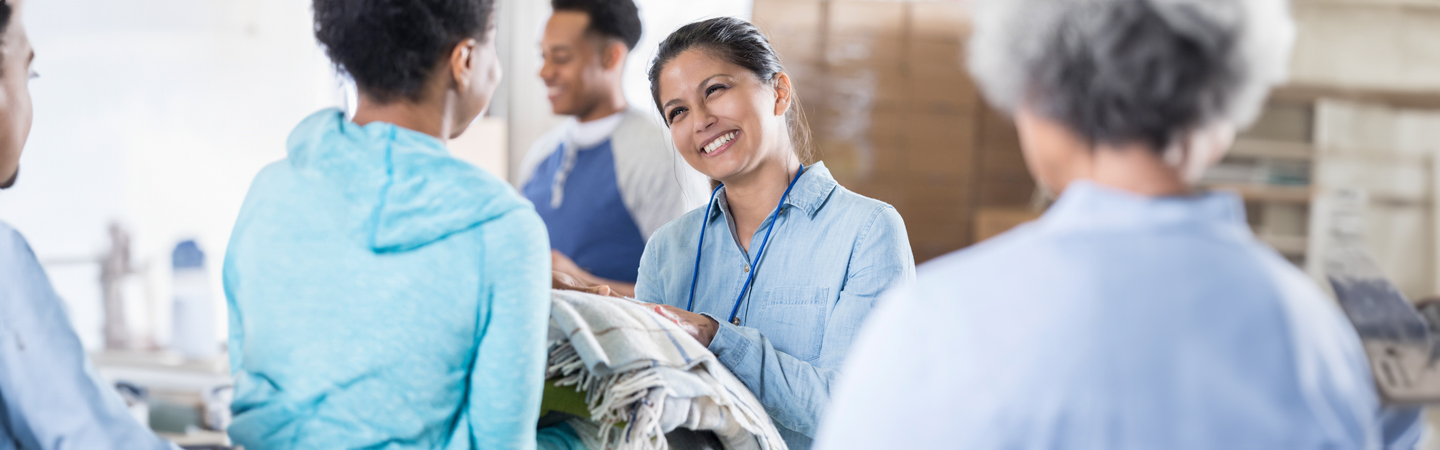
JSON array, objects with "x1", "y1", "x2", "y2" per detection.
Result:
[{"x1": 223, "y1": 109, "x2": 580, "y2": 450}]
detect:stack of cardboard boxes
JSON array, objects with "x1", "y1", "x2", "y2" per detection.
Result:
[{"x1": 752, "y1": 0, "x2": 1038, "y2": 263}]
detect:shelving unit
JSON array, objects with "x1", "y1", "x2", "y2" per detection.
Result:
[{"x1": 1199, "y1": 98, "x2": 1319, "y2": 266}]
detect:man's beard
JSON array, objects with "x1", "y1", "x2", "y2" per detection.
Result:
[{"x1": 0, "y1": 166, "x2": 17, "y2": 189}]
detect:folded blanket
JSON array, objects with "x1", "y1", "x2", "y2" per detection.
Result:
[{"x1": 545, "y1": 290, "x2": 787, "y2": 450}]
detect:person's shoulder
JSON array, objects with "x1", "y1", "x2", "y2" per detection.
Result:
[
  {"x1": 612, "y1": 108, "x2": 674, "y2": 157},
  {"x1": 528, "y1": 121, "x2": 570, "y2": 155},
  {"x1": 647, "y1": 204, "x2": 707, "y2": 248},
  {"x1": 912, "y1": 221, "x2": 1048, "y2": 287},
  {"x1": 0, "y1": 220, "x2": 43, "y2": 281},
  {"x1": 818, "y1": 184, "x2": 905, "y2": 232},
  {"x1": 0, "y1": 219, "x2": 26, "y2": 257}
]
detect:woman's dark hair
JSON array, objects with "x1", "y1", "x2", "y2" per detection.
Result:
[
  {"x1": 552, "y1": 0, "x2": 642, "y2": 51},
  {"x1": 313, "y1": 0, "x2": 496, "y2": 104},
  {"x1": 648, "y1": 17, "x2": 812, "y2": 163}
]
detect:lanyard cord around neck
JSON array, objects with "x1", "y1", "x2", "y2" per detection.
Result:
[{"x1": 686, "y1": 165, "x2": 808, "y2": 325}]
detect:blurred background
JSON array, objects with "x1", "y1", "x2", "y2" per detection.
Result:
[{"x1": 3, "y1": 0, "x2": 1440, "y2": 445}]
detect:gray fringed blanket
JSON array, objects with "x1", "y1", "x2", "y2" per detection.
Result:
[{"x1": 546, "y1": 290, "x2": 788, "y2": 450}]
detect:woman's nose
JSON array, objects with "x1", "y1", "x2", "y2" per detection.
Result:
[{"x1": 693, "y1": 106, "x2": 717, "y2": 133}]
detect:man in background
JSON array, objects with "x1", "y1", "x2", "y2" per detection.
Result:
[
  {"x1": 0, "y1": 1, "x2": 178, "y2": 448},
  {"x1": 519, "y1": 0, "x2": 708, "y2": 298}
]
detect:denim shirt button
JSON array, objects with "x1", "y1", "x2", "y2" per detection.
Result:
[
  {"x1": 731, "y1": 317, "x2": 741, "y2": 326},
  {"x1": 743, "y1": 264, "x2": 750, "y2": 272}
]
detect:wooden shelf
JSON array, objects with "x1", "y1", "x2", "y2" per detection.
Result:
[
  {"x1": 1260, "y1": 234, "x2": 1309, "y2": 256},
  {"x1": 1205, "y1": 183, "x2": 1314, "y2": 203},
  {"x1": 1272, "y1": 83, "x2": 1440, "y2": 110},
  {"x1": 1229, "y1": 139, "x2": 1315, "y2": 160}
]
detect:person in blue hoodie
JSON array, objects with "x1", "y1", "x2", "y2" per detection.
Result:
[{"x1": 223, "y1": 1, "x2": 582, "y2": 448}]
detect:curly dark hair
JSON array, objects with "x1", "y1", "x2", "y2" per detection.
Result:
[
  {"x1": 313, "y1": 0, "x2": 496, "y2": 104},
  {"x1": 552, "y1": 0, "x2": 642, "y2": 51}
]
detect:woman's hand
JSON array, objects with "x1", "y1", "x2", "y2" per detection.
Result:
[
  {"x1": 552, "y1": 250, "x2": 636, "y2": 298},
  {"x1": 551, "y1": 270, "x2": 617, "y2": 297},
  {"x1": 648, "y1": 303, "x2": 719, "y2": 347}
]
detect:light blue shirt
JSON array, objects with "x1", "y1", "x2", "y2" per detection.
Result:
[
  {"x1": 224, "y1": 109, "x2": 579, "y2": 450},
  {"x1": 635, "y1": 162, "x2": 915, "y2": 450},
  {"x1": 817, "y1": 181, "x2": 1424, "y2": 450},
  {"x1": 0, "y1": 221, "x2": 177, "y2": 450}
]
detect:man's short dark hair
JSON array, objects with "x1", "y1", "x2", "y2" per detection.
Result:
[
  {"x1": 552, "y1": 0, "x2": 642, "y2": 51},
  {"x1": 0, "y1": 1, "x2": 12, "y2": 69},
  {"x1": 313, "y1": 0, "x2": 496, "y2": 103}
]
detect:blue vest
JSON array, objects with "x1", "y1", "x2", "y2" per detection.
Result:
[{"x1": 522, "y1": 140, "x2": 647, "y2": 282}]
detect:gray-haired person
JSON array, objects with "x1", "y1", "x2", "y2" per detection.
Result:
[{"x1": 816, "y1": 0, "x2": 1424, "y2": 448}]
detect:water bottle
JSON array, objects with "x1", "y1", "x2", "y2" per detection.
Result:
[{"x1": 170, "y1": 240, "x2": 216, "y2": 359}]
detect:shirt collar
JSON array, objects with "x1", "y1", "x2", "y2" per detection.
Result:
[
  {"x1": 565, "y1": 110, "x2": 627, "y2": 150},
  {"x1": 708, "y1": 161, "x2": 840, "y2": 222},
  {"x1": 1039, "y1": 180, "x2": 1248, "y2": 232}
]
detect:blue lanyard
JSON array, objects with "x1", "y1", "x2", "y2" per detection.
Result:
[{"x1": 686, "y1": 165, "x2": 807, "y2": 325}]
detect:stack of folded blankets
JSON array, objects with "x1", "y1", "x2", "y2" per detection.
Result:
[{"x1": 546, "y1": 290, "x2": 788, "y2": 450}]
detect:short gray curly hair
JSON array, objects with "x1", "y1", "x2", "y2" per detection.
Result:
[{"x1": 967, "y1": 0, "x2": 1294, "y2": 151}]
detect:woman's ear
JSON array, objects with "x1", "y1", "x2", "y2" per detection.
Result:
[
  {"x1": 450, "y1": 38, "x2": 478, "y2": 92},
  {"x1": 773, "y1": 72, "x2": 793, "y2": 117}
]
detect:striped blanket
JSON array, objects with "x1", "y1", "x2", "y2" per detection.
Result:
[{"x1": 546, "y1": 290, "x2": 787, "y2": 450}]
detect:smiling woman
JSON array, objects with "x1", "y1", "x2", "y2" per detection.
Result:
[{"x1": 631, "y1": 17, "x2": 916, "y2": 450}]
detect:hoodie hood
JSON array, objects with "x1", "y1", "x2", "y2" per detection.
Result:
[{"x1": 286, "y1": 108, "x2": 530, "y2": 253}]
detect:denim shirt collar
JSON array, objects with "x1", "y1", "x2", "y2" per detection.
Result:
[
  {"x1": 1039, "y1": 180, "x2": 1248, "y2": 232},
  {"x1": 709, "y1": 161, "x2": 840, "y2": 223}
]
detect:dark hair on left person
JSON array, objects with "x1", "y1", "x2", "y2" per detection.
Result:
[
  {"x1": 313, "y1": 0, "x2": 496, "y2": 104},
  {"x1": 552, "y1": 0, "x2": 642, "y2": 51}
]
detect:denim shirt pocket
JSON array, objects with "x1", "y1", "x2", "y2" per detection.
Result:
[{"x1": 749, "y1": 286, "x2": 831, "y2": 361}]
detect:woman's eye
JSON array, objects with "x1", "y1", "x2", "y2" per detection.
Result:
[
  {"x1": 667, "y1": 107, "x2": 686, "y2": 124},
  {"x1": 705, "y1": 84, "x2": 726, "y2": 96}
]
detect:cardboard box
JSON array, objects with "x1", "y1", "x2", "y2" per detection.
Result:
[
  {"x1": 901, "y1": 112, "x2": 976, "y2": 176},
  {"x1": 973, "y1": 207, "x2": 1044, "y2": 242},
  {"x1": 770, "y1": 31, "x2": 823, "y2": 67},
  {"x1": 906, "y1": 71, "x2": 980, "y2": 114},
  {"x1": 752, "y1": 0, "x2": 824, "y2": 36},
  {"x1": 979, "y1": 179, "x2": 1037, "y2": 206},
  {"x1": 909, "y1": 1, "x2": 970, "y2": 44},
  {"x1": 906, "y1": 41, "x2": 965, "y2": 77},
  {"x1": 830, "y1": 1, "x2": 907, "y2": 39}
]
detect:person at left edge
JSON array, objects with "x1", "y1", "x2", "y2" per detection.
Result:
[
  {"x1": 519, "y1": 0, "x2": 710, "y2": 298},
  {"x1": 0, "y1": 0, "x2": 178, "y2": 448}
]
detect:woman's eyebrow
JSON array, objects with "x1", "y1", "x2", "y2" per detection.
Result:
[
  {"x1": 699, "y1": 74, "x2": 728, "y2": 86},
  {"x1": 662, "y1": 74, "x2": 732, "y2": 111}
]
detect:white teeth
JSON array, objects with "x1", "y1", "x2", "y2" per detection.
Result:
[{"x1": 704, "y1": 131, "x2": 736, "y2": 154}]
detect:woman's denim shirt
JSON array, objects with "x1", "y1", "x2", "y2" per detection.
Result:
[{"x1": 635, "y1": 162, "x2": 916, "y2": 449}]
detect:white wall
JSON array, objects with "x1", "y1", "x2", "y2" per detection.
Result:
[
  {"x1": 0, "y1": 0, "x2": 342, "y2": 350},
  {"x1": 500, "y1": 0, "x2": 754, "y2": 180}
]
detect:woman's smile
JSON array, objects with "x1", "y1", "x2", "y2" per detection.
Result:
[{"x1": 700, "y1": 129, "x2": 741, "y2": 158}]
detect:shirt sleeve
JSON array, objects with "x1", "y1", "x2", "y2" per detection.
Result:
[
  {"x1": 612, "y1": 114, "x2": 710, "y2": 240},
  {"x1": 1379, "y1": 406, "x2": 1424, "y2": 449},
  {"x1": 468, "y1": 209, "x2": 582, "y2": 450},
  {"x1": 223, "y1": 234, "x2": 244, "y2": 375},
  {"x1": 0, "y1": 227, "x2": 177, "y2": 450},
  {"x1": 634, "y1": 233, "x2": 668, "y2": 305},
  {"x1": 705, "y1": 205, "x2": 915, "y2": 437}
]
